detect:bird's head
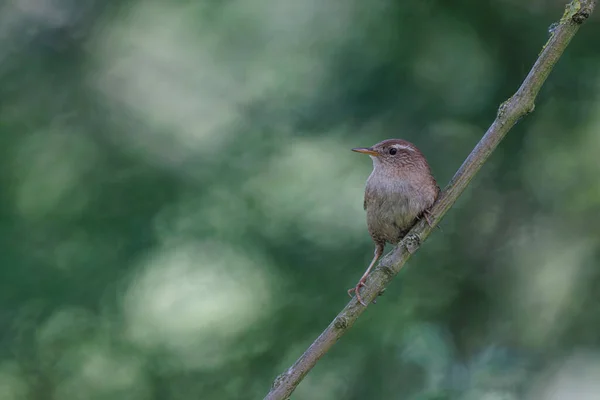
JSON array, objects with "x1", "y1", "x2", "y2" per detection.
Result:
[{"x1": 352, "y1": 139, "x2": 427, "y2": 170}]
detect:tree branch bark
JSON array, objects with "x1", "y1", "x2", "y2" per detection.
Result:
[{"x1": 264, "y1": 1, "x2": 596, "y2": 399}]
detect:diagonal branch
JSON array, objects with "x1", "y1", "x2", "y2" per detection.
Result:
[{"x1": 264, "y1": 1, "x2": 596, "y2": 399}]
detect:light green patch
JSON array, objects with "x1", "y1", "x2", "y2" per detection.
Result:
[
  {"x1": 538, "y1": 0, "x2": 581, "y2": 57},
  {"x1": 539, "y1": 0, "x2": 581, "y2": 56},
  {"x1": 560, "y1": 0, "x2": 581, "y2": 24},
  {"x1": 540, "y1": 26, "x2": 556, "y2": 56}
]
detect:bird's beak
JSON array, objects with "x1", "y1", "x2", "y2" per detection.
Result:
[{"x1": 351, "y1": 147, "x2": 378, "y2": 156}]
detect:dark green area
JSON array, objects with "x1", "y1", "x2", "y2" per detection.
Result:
[{"x1": 1, "y1": 1, "x2": 599, "y2": 399}]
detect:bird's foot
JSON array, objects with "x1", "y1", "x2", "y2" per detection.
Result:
[
  {"x1": 423, "y1": 209, "x2": 434, "y2": 227},
  {"x1": 421, "y1": 208, "x2": 443, "y2": 232},
  {"x1": 415, "y1": 208, "x2": 436, "y2": 228},
  {"x1": 402, "y1": 233, "x2": 421, "y2": 254},
  {"x1": 347, "y1": 279, "x2": 368, "y2": 306}
]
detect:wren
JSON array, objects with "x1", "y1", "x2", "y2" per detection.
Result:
[{"x1": 350, "y1": 139, "x2": 439, "y2": 305}]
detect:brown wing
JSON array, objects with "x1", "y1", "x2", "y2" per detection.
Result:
[{"x1": 363, "y1": 186, "x2": 375, "y2": 211}]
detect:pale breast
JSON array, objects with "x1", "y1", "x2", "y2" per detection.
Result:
[{"x1": 364, "y1": 175, "x2": 435, "y2": 244}]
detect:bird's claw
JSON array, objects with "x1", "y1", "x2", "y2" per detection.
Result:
[
  {"x1": 421, "y1": 208, "x2": 443, "y2": 232},
  {"x1": 416, "y1": 208, "x2": 435, "y2": 228},
  {"x1": 348, "y1": 281, "x2": 367, "y2": 306},
  {"x1": 423, "y1": 209, "x2": 434, "y2": 227}
]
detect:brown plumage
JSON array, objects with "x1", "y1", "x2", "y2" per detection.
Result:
[{"x1": 349, "y1": 139, "x2": 439, "y2": 305}]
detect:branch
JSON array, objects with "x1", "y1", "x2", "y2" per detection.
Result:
[{"x1": 264, "y1": 1, "x2": 596, "y2": 399}]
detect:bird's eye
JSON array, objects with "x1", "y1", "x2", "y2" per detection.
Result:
[{"x1": 389, "y1": 148, "x2": 397, "y2": 155}]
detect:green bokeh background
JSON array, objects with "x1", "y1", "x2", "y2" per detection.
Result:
[{"x1": 1, "y1": 1, "x2": 599, "y2": 399}]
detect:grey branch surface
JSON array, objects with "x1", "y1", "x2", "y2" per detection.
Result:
[{"x1": 264, "y1": 1, "x2": 596, "y2": 399}]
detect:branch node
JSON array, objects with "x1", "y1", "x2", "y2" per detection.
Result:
[
  {"x1": 334, "y1": 316, "x2": 348, "y2": 329},
  {"x1": 402, "y1": 234, "x2": 421, "y2": 254},
  {"x1": 497, "y1": 97, "x2": 512, "y2": 118},
  {"x1": 271, "y1": 372, "x2": 289, "y2": 390},
  {"x1": 517, "y1": 101, "x2": 536, "y2": 120},
  {"x1": 572, "y1": 9, "x2": 591, "y2": 23},
  {"x1": 561, "y1": 0, "x2": 582, "y2": 24}
]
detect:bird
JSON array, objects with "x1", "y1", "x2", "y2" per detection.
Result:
[{"x1": 350, "y1": 139, "x2": 439, "y2": 305}]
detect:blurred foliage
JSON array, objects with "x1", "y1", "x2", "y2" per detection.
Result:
[{"x1": 0, "y1": 0, "x2": 599, "y2": 399}]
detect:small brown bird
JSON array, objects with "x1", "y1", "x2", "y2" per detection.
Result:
[{"x1": 350, "y1": 139, "x2": 439, "y2": 305}]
